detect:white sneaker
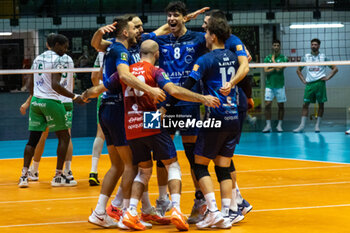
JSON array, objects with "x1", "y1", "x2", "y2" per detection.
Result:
[
  {"x1": 211, "y1": 217, "x2": 232, "y2": 229},
  {"x1": 27, "y1": 169, "x2": 39, "y2": 181},
  {"x1": 262, "y1": 125, "x2": 272, "y2": 133},
  {"x1": 276, "y1": 125, "x2": 283, "y2": 132},
  {"x1": 196, "y1": 210, "x2": 224, "y2": 229},
  {"x1": 88, "y1": 210, "x2": 118, "y2": 228},
  {"x1": 51, "y1": 174, "x2": 77, "y2": 187},
  {"x1": 63, "y1": 170, "x2": 75, "y2": 180},
  {"x1": 346, "y1": 129, "x2": 350, "y2": 135},
  {"x1": 293, "y1": 125, "x2": 304, "y2": 133},
  {"x1": 18, "y1": 176, "x2": 28, "y2": 188}
]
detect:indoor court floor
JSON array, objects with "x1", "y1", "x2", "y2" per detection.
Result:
[{"x1": 1, "y1": 132, "x2": 350, "y2": 233}]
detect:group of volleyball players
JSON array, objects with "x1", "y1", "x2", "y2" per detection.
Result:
[{"x1": 18, "y1": 1, "x2": 254, "y2": 230}]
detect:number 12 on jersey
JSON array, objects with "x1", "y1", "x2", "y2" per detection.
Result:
[{"x1": 219, "y1": 67, "x2": 236, "y2": 85}]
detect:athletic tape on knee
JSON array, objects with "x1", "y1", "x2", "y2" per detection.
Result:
[
  {"x1": 27, "y1": 131, "x2": 43, "y2": 147},
  {"x1": 214, "y1": 165, "x2": 232, "y2": 183},
  {"x1": 167, "y1": 161, "x2": 181, "y2": 181},
  {"x1": 134, "y1": 167, "x2": 152, "y2": 185},
  {"x1": 229, "y1": 160, "x2": 236, "y2": 172},
  {"x1": 193, "y1": 163, "x2": 210, "y2": 181},
  {"x1": 183, "y1": 143, "x2": 195, "y2": 169}
]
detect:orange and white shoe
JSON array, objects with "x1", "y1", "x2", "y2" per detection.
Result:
[
  {"x1": 106, "y1": 204, "x2": 123, "y2": 221},
  {"x1": 122, "y1": 208, "x2": 146, "y2": 231},
  {"x1": 141, "y1": 206, "x2": 171, "y2": 225},
  {"x1": 170, "y1": 207, "x2": 189, "y2": 231}
]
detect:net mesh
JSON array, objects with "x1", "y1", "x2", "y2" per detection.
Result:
[{"x1": 1, "y1": 1, "x2": 350, "y2": 135}]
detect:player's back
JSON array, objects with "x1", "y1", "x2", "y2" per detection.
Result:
[
  {"x1": 194, "y1": 49, "x2": 239, "y2": 119},
  {"x1": 32, "y1": 50, "x2": 61, "y2": 100}
]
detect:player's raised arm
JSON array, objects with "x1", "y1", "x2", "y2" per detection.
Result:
[{"x1": 91, "y1": 22, "x2": 116, "y2": 52}]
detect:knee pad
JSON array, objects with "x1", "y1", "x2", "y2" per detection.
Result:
[
  {"x1": 27, "y1": 131, "x2": 43, "y2": 147},
  {"x1": 183, "y1": 143, "x2": 195, "y2": 169},
  {"x1": 229, "y1": 160, "x2": 236, "y2": 173},
  {"x1": 214, "y1": 165, "x2": 232, "y2": 183},
  {"x1": 134, "y1": 167, "x2": 152, "y2": 185},
  {"x1": 156, "y1": 160, "x2": 165, "y2": 168},
  {"x1": 193, "y1": 163, "x2": 210, "y2": 181},
  {"x1": 167, "y1": 161, "x2": 181, "y2": 181}
]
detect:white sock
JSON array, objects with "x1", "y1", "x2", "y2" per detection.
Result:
[
  {"x1": 55, "y1": 169, "x2": 62, "y2": 176},
  {"x1": 235, "y1": 182, "x2": 243, "y2": 204},
  {"x1": 221, "y1": 198, "x2": 231, "y2": 215},
  {"x1": 95, "y1": 194, "x2": 109, "y2": 214},
  {"x1": 171, "y1": 193, "x2": 181, "y2": 211},
  {"x1": 64, "y1": 161, "x2": 71, "y2": 172},
  {"x1": 32, "y1": 161, "x2": 40, "y2": 172},
  {"x1": 158, "y1": 185, "x2": 168, "y2": 200},
  {"x1": 300, "y1": 116, "x2": 307, "y2": 127},
  {"x1": 111, "y1": 187, "x2": 123, "y2": 207},
  {"x1": 91, "y1": 137, "x2": 104, "y2": 173},
  {"x1": 141, "y1": 191, "x2": 152, "y2": 212},
  {"x1": 129, "y1": 198, "x2": 138, "y2": 210},
  {"x1": 277, "y1": 120, "x2": 283, "y2": 128},
  {"x1": 230, "y1": 189, "x2": 238, "y2": 211},
  {"x1": 22, "y1": 167, "x2": 28, "y2": 176},
  {"x1": 266, "y1": 120, "x2": 271, "y2": 127},
  {"x1": 204, "y1": 192, "x2": 218, "y2": 212},
  {"x1": 315, "y1": 117, "x2": 322, "y2": 128},
  {"x1": 123, "y1": 199, "x2": 130, "y2": 210}
]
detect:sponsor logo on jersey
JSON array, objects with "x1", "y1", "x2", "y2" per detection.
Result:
[
  {"x1": 186, "y1": 47, "x2": 195, "y2": 53},
  {"x1": 236, "y1": 45, "x2": 243, "y2": 51},
  {"x1": 185, "y1": 55, "x2": 193, "y2": 64},
  {"x1": 193, "y1": 64, "x2": 199, "y2": 71},
  {"x1": 162, "y1": 72, "x2": 170, "y2": 80},
  {"x1": 121, "y1": 52, "x2": 128, "y2": 61}
]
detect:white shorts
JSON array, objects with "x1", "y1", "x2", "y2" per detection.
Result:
[{"x1": 265, "y1": 87, "x2": 287, "y2": 103}]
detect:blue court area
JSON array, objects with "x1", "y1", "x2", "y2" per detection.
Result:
[{"x1": 1, "y1": 132, "x2": 350, "y2": 163}]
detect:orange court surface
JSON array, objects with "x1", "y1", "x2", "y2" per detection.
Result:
[{"x1": 1, "y1": 152, "x2": 350, "y2": 233}]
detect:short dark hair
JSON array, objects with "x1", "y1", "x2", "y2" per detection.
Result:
[
  {"x1": 165, "y1": 1, "x2": 187, "y2": 16},
  {"x1": 207, "y1": 16, "x2": 231, "y2": 43},
  {"x1": 311, "y1": 38, "x2": 321, "y2": 45},
  {"x1": 273, "y1": 39, "x2": 281, "y2": 45},
  {"x1": 206, "y1": 9, "x2": 226, "y2": 21},
  {"x1": 46, "y1": 33, "x2": 57, "y2": 48},
  {"x1": 52, "y1": 34, "x2": 68, "y2": 46},
  {"x1": 112, "y1": 15, "x2": 133, "y2": 38},
  {"x1": 123, "y1": 14, "x2": 138, "y2": 20}
]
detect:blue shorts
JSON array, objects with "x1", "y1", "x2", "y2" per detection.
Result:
[
  {"x1": 128, "y1": 131, "x2": 177, "y2": 165},
  {"x1": 165, "y1": 105, "x2": 200, "y2": 136},
  {"x1": 99, "y1": 98, "x2": 128, "y2": 147},
  {"x1": 194, "y1": 121, "x2": 240, "y2": 159}
]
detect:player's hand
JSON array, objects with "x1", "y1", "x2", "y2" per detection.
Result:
[
  {"x1": 81, "y1": 90, "x2": 90, "y2": 102},
  {"x1": 202, "y1": 95, "x2": 220, "y2": 108},
  {"x1": 219, "y1": 82, "x2": 234, "y2": 96},
  {"x1": 245, "y1": 46, "x2": 252, "y2": 62},
  {"x1": 73, "y1": 95, "x2": 87, "y2": 105},
  {"x1": 184, "y1": 7, "x2": 210, "y2": 22},
  {"x1": 321, "y1": 76, "x2": 329, "y2": 81},
  {"x1": 98, "y1": 22, "x2": 117, "y2": 35},
  {"x1": 19, "y1": 103, "x2": 29, "y2": 115},
  {"x1": 159, "y1": 106, "x2": 167, "y2": 120},
  {"x1": 272, "y1": 54, "x2": 275, "y2": 63},
  {"x1": 302, "y1": 79, "x2": 307, "y2": 84},
  {"x1": 247, "y1": 98, "x2": 254, "y2": 109},
  {"x1": 149, "y1": 87, "x2": 166, "y2": 104}
]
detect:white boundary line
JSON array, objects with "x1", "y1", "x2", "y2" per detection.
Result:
[
  {"x1": 1, "y1": 203, "x2": 350, "y2": 228},
  {"x1": 2, "y1": 181, "x2": 350, "y2": 205}
]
